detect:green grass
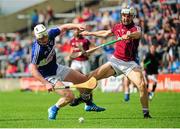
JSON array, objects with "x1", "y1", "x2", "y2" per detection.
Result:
[{"x1": 0, "y1": 90, "x2": 180, "y2": 128}]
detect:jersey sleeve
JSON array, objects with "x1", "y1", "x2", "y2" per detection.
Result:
[
  {"x1": 48, "y1": 28, "x2": 61, "y2": 39},
  {"x1": 31, "y1": 43, "x2": 40, "y2": 65}
]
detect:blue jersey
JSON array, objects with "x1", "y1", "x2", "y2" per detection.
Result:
[{"x1": 31, "y1": 28, "x2": 60, "y2": 77}]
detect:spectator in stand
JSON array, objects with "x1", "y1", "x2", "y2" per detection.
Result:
[
  {"x1": 38, "y1": 10, "x2": 46, "y2": 25},
  {"x1": 0, "y1": 35, "x2": 8, "y2": 77},
  {"x1": 93, "y1": 11, "x2": 102, "y2": 23},
  {"x1": 46, "y1": 5, "x2": 55, "y2": 25},
  {"x1": 111, "y1": 10, "x2": 120, "y2": 23},
  {"x1": 167, "y1": 34, "x2": 179, "y2": 73},
  {"x1": 101, "y1": 11, "x2": 114, "y2": 27},
  {"x1": 31, "y1": 9, "x2": 39, "y2": 29},
  {"x1": 0, "y1": 44, "x2": 6, "y2": 77},
  {"x1": 82, "y1": 7, "x2": 92, "y2": 21},
  {"x1": 73, "y1": 15, "x2": 84, "y2": 23},
  {"x1": 23, "y1": 39, "x2": 33, "y2": 73},
  {"x1": 0, "y1": 44, "x2": 5, "y2": 56},
  {"x1": 5, "y1": 62, "x2": 18, "y2": 75},
  {"x1": 8, "y1": 43, "x2": 25, "y2": 72}
]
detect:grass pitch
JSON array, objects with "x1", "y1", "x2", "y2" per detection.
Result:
[{"x1": 0, "y1": 90, "x2": 180, "y2": 128}]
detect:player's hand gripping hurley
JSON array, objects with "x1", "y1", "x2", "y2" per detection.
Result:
[
  {"x1": 70, "y1": 37, "x2": 122, "y2": 59},
  {"x1": 55, "y1": 77, "x2": 97, "y2": 90}
]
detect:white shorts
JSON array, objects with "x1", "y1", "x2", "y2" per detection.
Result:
[
  {"x1": 109, "y1": 56, "x2": 140, "y2": 76},
  {"x1": 147, "y1": 74, "x2": 157, "y2": 82},
  {"x1": 70, "y1": 60, "x2": 90, "y2": 75},
  {"x1": 45, "y1": 64, "x2": 71, "y2": 85}
]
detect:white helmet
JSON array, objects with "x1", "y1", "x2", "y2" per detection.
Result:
[
  {"x1": 121, "y1": 6, "x2": 136, "y2": 16},
  {"x1": 34, "y1": 24, "x2": 48, "y2": 39}
]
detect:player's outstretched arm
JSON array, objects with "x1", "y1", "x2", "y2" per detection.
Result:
[
  {"x1": 126, "y1": 26, "x2": 142, "y2": 39},
  {"x1": 81, "y1": 30, "x2": 113, "y2": 37},
  {"x1": 29, "y1": 63, "x2": 54, "y2": 92},
  {"x1": 59, "y1": 23, "x2": 85, "y2": 33},
  {"x1": 121, "y1": 31, "x2": 142, "y2": 40},
  {"x1": 127, "y1": 31, "x2": 142, "y2": 39}
]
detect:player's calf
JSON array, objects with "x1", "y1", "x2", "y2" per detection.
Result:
[
  {"x1": 70, "y1": 92, "x2": 93, "y2": 106},
  {"x1": 69, "y1": 97, "x2": 83, "y2": 106},
  {"x1": 70, "y1": 92, "x2": 106, "y2": 112}
]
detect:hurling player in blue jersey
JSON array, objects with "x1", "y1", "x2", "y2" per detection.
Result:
[{"x1": 29, "y1": 24, "x2": 105, "y2": 120}]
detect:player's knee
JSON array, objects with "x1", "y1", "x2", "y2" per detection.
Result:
[{"x1": 55, "y1": 81, "x2": 64, "y2": 87}]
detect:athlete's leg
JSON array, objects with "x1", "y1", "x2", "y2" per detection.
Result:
[
  {"x1": 64, "y1": 69, "x2": 105, "y2": 111},
  {"x1": 87, "y1": 62, "x2": 116, "y2": 80},
  {"x1": 70, "y1": 60, "x2": 89, "y2": 106},
  {"x1": 123, "y1": 76, "x2": 130, "y2": 102},
  {"x1": 127, "y1": 67, "x2": 151, "y2": 118},
  {"x1": 85, "y1": 62, "x2": 116, "y2": 111},
  {"x1": 48, "y1": 81, "x2": 75, "y2": 120},
  {"x1": 64, "y1": 69, "x2": 89, "y2": 92},
  {"x1": 71, "y1": 62, "x2": 115, "y2": 105},
  {"x1": 81, "y1": 60, "x2": 91, "y2": 75},
  {"x1": 151, "y1": 74, "x2": 157, "y2": 93},
  {"x1": 54, "y1": 81, "x2": 75, "y2": 107},
  {"x1": 71, "y1": 63, "x2": 115, "y2": 109},
  {"x1": 70, "y1": 60, "x2": 94, "y2": 106},
  {"x1": 70, "y1": 60, "x2": 81, "y2": 73},
  {"x1": 148, "y1": 74, "x2": 157, "y2": 100},
  {"x1": 70, "y1": 62, "x2": 115, "y2": 108}
]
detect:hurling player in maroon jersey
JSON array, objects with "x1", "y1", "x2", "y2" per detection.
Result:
[
  {"x1": 69, "y1": 28, "x2": 91, "y2": 75},
  {"x1": 81, "y1": 6, "x2": 151, "y2": 118},
  {"x1": 68, "y1": 29, "x2": 105, "y2": 112}
]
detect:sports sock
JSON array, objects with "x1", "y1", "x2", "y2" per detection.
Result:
[
  {"x1": 124, "y1": 91, "x2": 129, "y2": 94},
  {"x1": 142, "y1": 108, "x2": 149, "y2": 115},
  {"x1": 81, "y1": 93, "x2": 93, "y2": 106},
  {"x1": 53, "y1": 105, "x2": 59, "y2": 111},
  {"x1": 152, "y1": 83, "x2": 157, "y2": 92}
]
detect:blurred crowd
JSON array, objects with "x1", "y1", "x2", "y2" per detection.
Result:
[
  {"x1": 0, "y1": 33, "x2": 31, "y2": 77},
  {"x1": 30, "y1": 5, "x2": 55, "y2": 29},
  {"x1": 0, "y1": 0, "x2": 179, "y2": 78}
]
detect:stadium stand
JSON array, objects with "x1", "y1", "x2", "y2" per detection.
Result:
[{"x1": 0, "y1": 0, "x2": 179, "y2": 92}]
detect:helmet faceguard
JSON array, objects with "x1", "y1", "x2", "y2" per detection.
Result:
[
  {"x1": 34, "y1": 24, "x2": 48, "y2": 45},
  {"x1": 121, "y1": 7, "x2": 136, "y2": 17},
  {"x1": 34, "y1": 24, "x2": 48, "y2": 39},
  {"x1": 121, "y1": 6, "x2": 136, "y2": 25}
]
